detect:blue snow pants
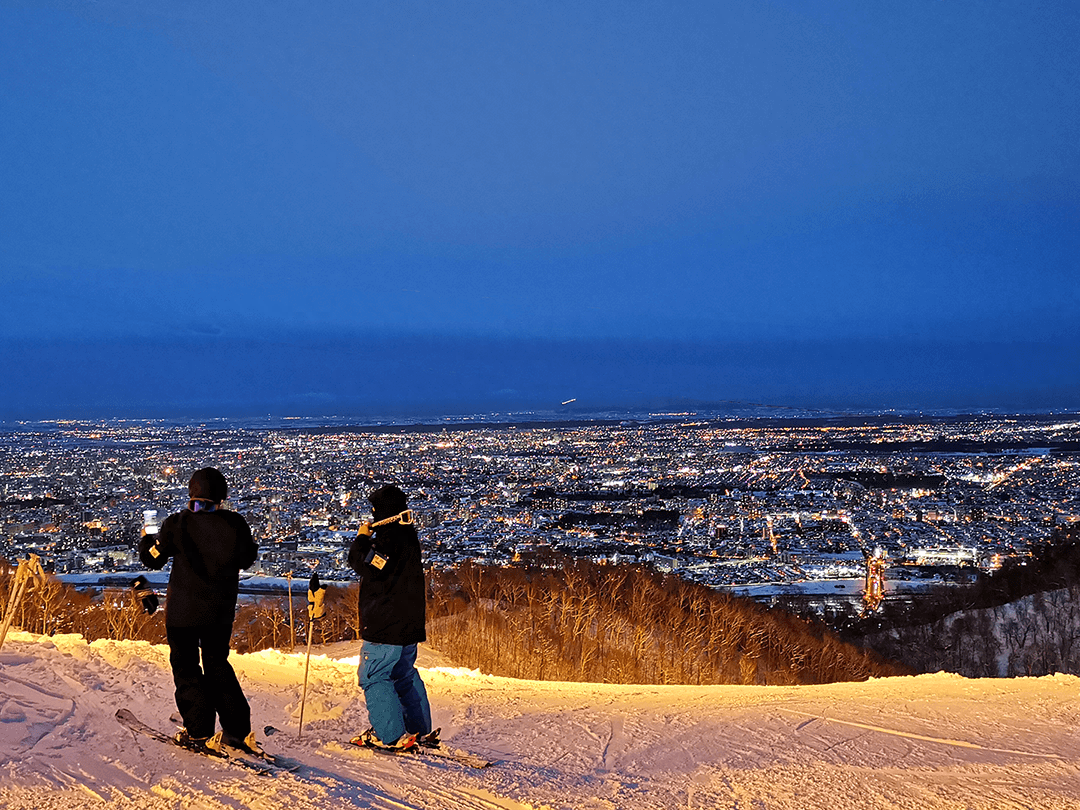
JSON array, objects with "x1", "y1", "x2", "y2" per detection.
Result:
[{"x1": 359, "y1": 641, "x2": 432, "y2": 744}]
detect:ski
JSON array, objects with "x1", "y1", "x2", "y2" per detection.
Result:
[
  {"x1": 221, "y1": 737, "x2": 302, "y2": 773},
  {"x1": 347, "y1": 730, "x2": 493, "y2": 769},
  {"x1": 115, "y1": 709, "x2": 291, "y2": 776},
  {"x1": 264, "y1": 723, "x2": 494, "y2": 769},
  {"x1": 414, "y1": 741, "x2": 493, "y2": 769}
]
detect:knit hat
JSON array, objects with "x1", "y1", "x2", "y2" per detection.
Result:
[
  {"x1": 188, "y1": 467, "x2": 228, "y2": 504},
  {"x1": 369, "y1": 484, "x2": 408, "y2": 520}
]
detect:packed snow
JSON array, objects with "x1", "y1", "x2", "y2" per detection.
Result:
[{"x1": 2, "y1": 630, "x2": 1080, "y2": 809}]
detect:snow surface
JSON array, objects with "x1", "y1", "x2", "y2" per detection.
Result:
[{"x1": 2, "y1": 631, "x2": 1080, "y2": 809}]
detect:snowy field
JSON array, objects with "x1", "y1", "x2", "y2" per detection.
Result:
[{"x1": 2, "y1": 631, "x2": 1080, "y2": 809}]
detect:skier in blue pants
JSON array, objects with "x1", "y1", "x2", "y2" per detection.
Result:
[
  {"x1": 347, "y1": 485, "x2": 432, "y2": 749},
  {"x1": 359, "y1": 642, "x2": 431, "y2": 745}
]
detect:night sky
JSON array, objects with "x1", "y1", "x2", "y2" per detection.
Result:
[{"x1": 2, "y1": 1, "x2": 1077, "y2": 418}]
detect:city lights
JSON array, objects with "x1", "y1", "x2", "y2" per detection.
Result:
[{"x1": 0, "y1": 413, "x2": 1076, "y2": 617}]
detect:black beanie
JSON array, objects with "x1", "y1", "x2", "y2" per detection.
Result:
[
  {"x1": 369, "y1": 484, "x2": 408, "y2": 520},
  {"x1": 189, "y1": 467, "x2": 228, "y2": 503}
]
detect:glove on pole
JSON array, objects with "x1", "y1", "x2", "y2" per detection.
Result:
[{"x1": 298, "y1": 571, "x2": 327, "y2": 737}]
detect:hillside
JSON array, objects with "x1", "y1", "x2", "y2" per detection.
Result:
[
  {"x1": 855, "y1": 586, "x2": 1080, "y2": 678},
  {"x1": 2, "y1": 632, "x2": 1080, "y2": 809}
]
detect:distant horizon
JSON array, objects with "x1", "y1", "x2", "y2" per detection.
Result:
[
  {"x1": 3, "y1": 396, "x2": 1078, "y2": 428},
  {"x1": 4, "y1": 329, "x2": 1077, "y2": 422}
]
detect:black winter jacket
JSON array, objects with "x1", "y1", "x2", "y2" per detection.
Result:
[
  {"x1": 348, "y1": 521, "x2": 426, "y2": 645},
  {"x1": 138, "y1": 508, "x2": 257, "y2": 627}
]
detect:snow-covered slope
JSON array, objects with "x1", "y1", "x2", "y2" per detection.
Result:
[{"x1": 2, "y1": 630, "x2": 1079, "y2": 810}]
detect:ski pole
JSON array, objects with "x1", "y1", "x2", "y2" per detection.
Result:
[
  {"x1": 298, "y1": 616, "x2": 314, "y2": 737},
  {"x1": 286, "y1": 571, "x2": 296, "y2": 651},
  {"x1": 298, "y1": 571, "x2": 326, "y2": 738}
]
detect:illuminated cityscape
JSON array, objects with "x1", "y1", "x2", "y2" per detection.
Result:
[{"x1": 1, "y1": 413, "x2": 1078, "y2": 612}]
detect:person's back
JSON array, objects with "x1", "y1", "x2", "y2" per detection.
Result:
[
  {"x1": 138, "y1": 467, "x2": 260, "y2": 755},
  {"x1": 149, "y1": 507, "x2": 256, "y2": 626},
  {"x1": 346, "y1": 484, "x2": 432, "y2": 750},
  {"x1": 348, "y1": 504, "x2": 425, "y2": 646}
]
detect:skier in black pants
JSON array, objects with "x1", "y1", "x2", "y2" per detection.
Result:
[{"x1": 139, "y1": 467, "x2": 260, "y2": 755}]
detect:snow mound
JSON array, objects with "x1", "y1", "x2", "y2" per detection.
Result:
[{"x1": 2, "y1": 630, "x2": 1080, "y2": 809}]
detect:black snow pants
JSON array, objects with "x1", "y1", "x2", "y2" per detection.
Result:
[{"x1": 166, "y1": 622, "x2": 251, "y2": 740}]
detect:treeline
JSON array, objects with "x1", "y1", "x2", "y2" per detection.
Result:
[
  {"x1": 840, "y1": 526, "x2": 1080, "y2": 677},
  {"x1": 833, "y1": 471, "x2": 945, "y2": 490},
  {"x1": 426, "y1": 559, "x2": 904, "y2": 685},
  {"x1": 844, "y1": 524, "x2": 1080, "y2": 640},
  {"x1": 0, "y1": 562, "x2": 148, "y2": 642},
  {"x1": 852, "y1": 587, "x2": 1080, "y2": 677},
  {"x1": 1, "y1": 558, "x2": 903, "y2": 685},
  {"x1": 0, "y1": 559, "x2": 359, "y2": 653}
]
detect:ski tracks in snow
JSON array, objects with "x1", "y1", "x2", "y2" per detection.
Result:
[
  {"x1": 6, "y1": 633, "x2": 1080, "y2": 809},
  {"x1": 598, "y1": 715, "x2": 626, "y2": 772},
  {"x1": 312, "y1": 741, "x2": 531, "y2": 810},
  {"x1": 0, "y1": 636, "x2": 478, "y2": 810},
  {"x1": 783, "y1": 708, "x2": 1064, "y2": 760}
]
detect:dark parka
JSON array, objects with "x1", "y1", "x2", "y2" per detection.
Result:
[
  {"x1": 139, "y1": 508, "x2": 257, "y2": 627},
  {"x1": 347, "y1": 486, "x2": 426, "y2": 645}
]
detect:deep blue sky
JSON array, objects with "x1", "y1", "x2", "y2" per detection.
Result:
[{"x1": 2, "y1": 1, "x2": 1077, "y2": 418}]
